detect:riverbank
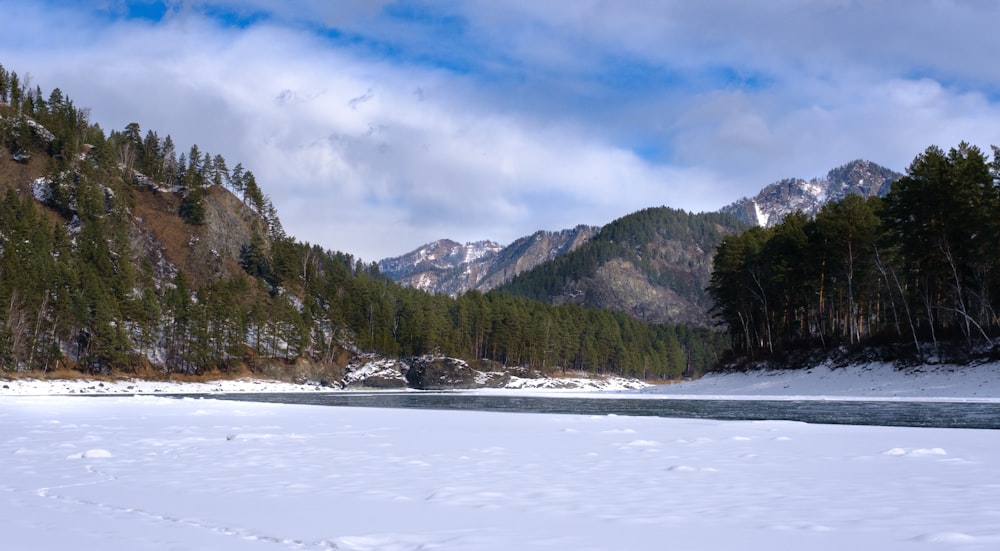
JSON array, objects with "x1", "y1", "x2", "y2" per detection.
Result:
[
  {"x1": 645, "y1": 360, "x2": 1000, "y2": 400},
  {"x1": 7, "y1": 359, "x2": 1000, "y2": 400},
  {"x1": 0, "y1": 373, "x2": 648, "y2": 396}
]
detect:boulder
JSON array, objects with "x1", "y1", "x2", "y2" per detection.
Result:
[
  {"x1": 405, "y1": 355, "x2": 480, "y2": 390},
  {"x1": 343, "y1": 358, "x2": 408, "y2": 389}
]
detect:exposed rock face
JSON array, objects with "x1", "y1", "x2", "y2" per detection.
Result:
[
  {"x1": 583, "y1": 259, "x2": 703, "y2": 324},
  {"x1": 405, "y1": 355, "x2": 484, "y2": 390},
  {"x1": 378, "y1": 225, "x2": 598, "y2": 296},
  {"x1": 129, "y1": 184, "x2": 265, "y2": 287},
  {"x1": 378, "y1": 239, "x2": 503, "y2": 295},
  {"x1": 199, "y1": 188, "x2": 262, "y2": 263},
  {"x1": 478, "y1": 227, "x2": 597, "y2": 290},
  {"x1": 720, "y1": 159, "x2": 900, "y2": 228},
  {"x1": 343, "y1": 357, "x2": 409, "y2": 389}
]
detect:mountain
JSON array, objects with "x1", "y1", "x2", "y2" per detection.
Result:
[
  {"x1": 378, "y1": 225, "x2": 598, "y2": 297},
  {"x1": 720, "y1": 159, "x2": 901, "y2": 227},
  {"x1": 490, "y1": 160, "x2": 903, "y2": 328},
  {"x1": 496, "y1": 208, "x2": 749, "y2": 327},
  {"x1": 379, "y1": 161, "x2": 900, "y2": 327},
  {"x1": 381, "y1": 160, "x2": 902, "y2": 310}
]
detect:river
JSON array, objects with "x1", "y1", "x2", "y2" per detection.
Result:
[{"x1": 166, "y1": 392, "x2": 1000, "y2": 429}]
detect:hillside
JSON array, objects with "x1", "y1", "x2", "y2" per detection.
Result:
[
  {"x1": 0, "y1": 63, "x2": 726, "y2": 381},
  {"x1": 496, "y1": 208, "x2": 748, "y2": 327}
]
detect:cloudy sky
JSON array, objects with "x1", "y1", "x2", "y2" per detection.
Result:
[{"x1": 2, "y1": 1, "x2": 999, "y2": 260}]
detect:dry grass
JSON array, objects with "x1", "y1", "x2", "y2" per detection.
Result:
[{"x1": 1, "y1": 368, "x2": 111, "y2": 382}]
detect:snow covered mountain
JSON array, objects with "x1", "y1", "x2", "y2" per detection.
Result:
[
  {"x1": 378, "y1": 226, "x2": 598, "y2": 296},
  {"x1": 382, "y1": 160, "x2": 902, "y2": 316},
  {"x1": 719, "y1": 160, "x2": 901, "y2": 227},
  {"x1": 377, "y1": 239, "x2": 504, "y2": 295}
]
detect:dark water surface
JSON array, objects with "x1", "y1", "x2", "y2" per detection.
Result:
[{"x1": 168, "y1": 392, "x2": 1000, "y2": 429}]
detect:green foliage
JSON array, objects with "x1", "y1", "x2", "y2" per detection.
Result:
[
  {"x1": 709, "y1": 142, "x2": 1000, "y2": 363},
  {"x1": 499, "y1": 206, "x2": 747, "y2": 323},
  {"x1": 0, "y1": 65, "x2": 725, "y2": 379}
]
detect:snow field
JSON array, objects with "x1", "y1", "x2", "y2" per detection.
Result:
[
  {"x1": 0, "y1": 377, "x2": 330, "y2": 396},
  {"x1": 2, "y1": 396, "x2": 999, "y2": 550},
  {"x1": 645, "y1": 361, "x2": 1000, "y2": 401}
]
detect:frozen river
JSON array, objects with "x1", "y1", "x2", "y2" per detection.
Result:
[{"x1": 160, "y1": 391, "x2": 1000, "y2": 429}]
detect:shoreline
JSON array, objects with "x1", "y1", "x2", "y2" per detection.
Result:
[
  {"x1": 5, "y1": 361, "x2": 1000, "y2": 402},
  {"x1": 0, "y1": 373, "x2": 649, "y2": 396}
]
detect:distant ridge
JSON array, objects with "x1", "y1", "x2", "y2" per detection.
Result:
[
  {"x1": 378, "y1": 225, "x2": 598, "y2": 296},
  {"x1": 380, "y1": 159, "x2": 903, "y2": 328},
  {"x1": 719, "y1": 159, "x2": 901, "y2": 227}
]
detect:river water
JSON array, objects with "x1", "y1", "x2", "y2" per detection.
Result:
[{"x1": 171, "y1": 392, "x2": 1000, "y2": 429}]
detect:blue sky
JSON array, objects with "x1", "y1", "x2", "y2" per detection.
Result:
[{"x1": 2, "y1": 0, "x2": 999, "y2": 260}]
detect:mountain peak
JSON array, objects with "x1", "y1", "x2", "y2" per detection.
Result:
[
  {"x1": 378, "y1": 227, "x2": 598, "y2": 296},
  {"x1": 720, "y1": 159, "x2": 901, "y2": 228}
]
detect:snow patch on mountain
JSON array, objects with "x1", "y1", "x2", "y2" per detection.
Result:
[{"x1": 753, "y1": 201, "x2": 769, "y2": 227}]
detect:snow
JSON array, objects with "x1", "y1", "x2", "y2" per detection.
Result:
[
  {"x1": 2, "y1": 394, "x2": 999, "y2": 550},
  {"x1": 30, "y1": 176, "x2": 51, "y2": 203},
  {"x1": 0, "y1": 372, "x2": 648, "y2": 396},
  {"x1": 503, "y1": 374, "x2": 647, "y2": 391},
  {"x1": 753, "y1": 200, "x2": 770, "y2": 227},
  {"x1": 461, "y1": 240, "x2": 503, "y2": 264},
  {"x1": 643, "y1": 361, "x2": 1000, "y2": 402},
  {"x1": 343, "y1": 357, "x2": 408, "y2": 387},
  {"x1": 803, "y1": 179, "x2": 827, "y2": 203},
  {"x1": 0, "y1": 377, "x2": 329, "y2": 396}
]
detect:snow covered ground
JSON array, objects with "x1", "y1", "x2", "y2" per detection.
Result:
[
  {"x1": 2, "y1": 365, "x2": 1000, "y2": 549},
  {"x1": 0, "y1": 373, "x2": 647, "y2": 396},
  {"x1": 2, "y1": 394, "x2": 999, "y2": 550},
  {"x1": 644, "y1": 361, "x2": 1000, "y2": 401},
  {"x1": 0, "y1": 377, "x2": 332, "y2": 396}
]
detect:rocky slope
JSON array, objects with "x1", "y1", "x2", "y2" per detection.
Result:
[
  {"x1": 378, "y1": 225, "x2": 598, "y2": 296},
  {"x1": 497, "y1": 208, "x2": 747, "y2": 327},
  {"x1": 129, "y1": 183, "x2": 263, "y2": 287}
]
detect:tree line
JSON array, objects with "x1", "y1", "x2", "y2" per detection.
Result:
[{"x1": 709, "y1": 142, "x2": 1000, "y2": 363}]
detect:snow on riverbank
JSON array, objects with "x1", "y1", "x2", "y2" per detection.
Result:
[
  {"x1": 5, "y1": 359, "x2": 1000, "y2": 400},
  {"x1": 3, "y1": 395, "x2": 999, "y2": 550},
  {"x1": 0, "y1": 373, "x2": 647, "y2": 396},
  {"x1": 645, "y1": 361, "x2": 1000, "y2": 401},
  {"x1": 0, "y1": 377, "x2": 330, "y2": 396}
]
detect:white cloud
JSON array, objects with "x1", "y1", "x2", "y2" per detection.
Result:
[{"x1": 2, "y1": 1, "x2": 1000, "y2": 260}]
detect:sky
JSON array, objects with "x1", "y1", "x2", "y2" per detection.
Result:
[{"x1": 1, "y1": 1, "x2": 999, "y2": 261}]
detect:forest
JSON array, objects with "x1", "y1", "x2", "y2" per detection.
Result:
[
  {"x1": 498, "y1": 205, "x2": 746, "y2": 327},
  {"x1": 709, "y1": 142, "x2": 1000, "y2": 364},
  {"x1": 0, "y1": 63, "x2": 725, "y2": 380}
]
